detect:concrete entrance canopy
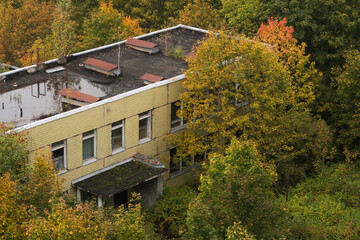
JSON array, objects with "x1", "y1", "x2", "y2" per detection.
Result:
[{"x1": 72, "y1": 154, "x2": 167, "y2": 198}]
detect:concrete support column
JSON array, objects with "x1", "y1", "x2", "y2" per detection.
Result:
[
  {"x1": 98, "y1": 196, "x2": 103, "y2": 208},
  {"x1": 77, "y1": 188, "x2": 81, "y2": 202}
]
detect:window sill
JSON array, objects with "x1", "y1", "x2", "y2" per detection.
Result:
[
  {"x1": 170, "y1": 125, "x2": 186, "y2": 133},
  {"x1": 56, "y1": 169, "x2": 68, "y2": 176},
  {"x1": 83, "y1": 158, "x2": 97, "y2": 166},
  {"x1": 112, "y1": 148, "x2": 125, "y2": 156},
  {"x1": 236, "y1": 101, "x2": 249, "y2": 107},
  {"x1": 169, "y1": 166, "x2": 193, "y2": 179},
  {"x1": 139, "y1": 138, "x2": 151, "y2": 145}
]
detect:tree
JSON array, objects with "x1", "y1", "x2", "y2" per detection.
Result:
[
  {"x1": 221, "y1": 0, "x2": 266, "y2": 36},
  {"x1": 168, "y1": 31, "x2": 331, "y2": 181},
  {"x1": 145, "y1": 184, "x2": 198, "y2": 239},
  {"x1": 0, "y1": 0, "x2": 55, "y2": 66},
  {"x1": 22, "y1": 150, "x2": 62, "y2": 215},
  {"x1": 331, "y1": 49, "x2": 360, "y2": 160},
  {"x1": 26, "y1": 198, "x2": 108, "y2": 240},
  {"x1": 264, "y1": 0, "x2": 360, "y2": 75},
  {"x1": 281, "y1": 162, "x2": 360, "y2": 238},
  {"x1": 174, "y1": 0, "x2": 223, "y2": 30},
  {"x1": 185, "y1": 140, "x2": 285, "y2": 239},
  {"x1": 111, "y1": 193, "x2": 149, "y2": 240},
  {"x1": 256, "y1": 17, "x2": 320, "y2": 108},
  {"x1": 50, "y1": 0, "x2": 76, "y2": 60},
  {"x1": 0, "y1": 123, "x2": 29, "y2": 181},
  {"x1": 21, "y1": 0, "x2": 77, "y2": 66},
  {"x1": 0, "y1": 173, "x2": 28, "y2": 239},
  {"x1": 81, "y1": 1, "x2": 143, "y2": 49},
  {"x1": 111, "y1": 0, "x2": 190, "y2": 30}
]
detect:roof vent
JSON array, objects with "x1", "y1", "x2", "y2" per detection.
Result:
[
  {"x1": 141, "y1": 73, "x2": 164, "y2": 85},
  {"x1": 84, "y1": 58, "x2": 120, "y2": 76},
  {"x1": 59, "y1": 88, "x2": 99, "y2": 107},
  {"x1": 126, "y1": 39, "x2": 159, "y2": 54}
]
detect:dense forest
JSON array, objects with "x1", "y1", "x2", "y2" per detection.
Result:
[{"x1": 1, "y1": 0, "x2": 360, "y2": 239}]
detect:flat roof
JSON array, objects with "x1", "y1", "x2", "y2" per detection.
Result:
[
  {"x1": 0, "y1": 25, "x2": 207, "y2": 126},
  {"x1": 72, "y1": 154, "x2": 167, "y2": 198}
]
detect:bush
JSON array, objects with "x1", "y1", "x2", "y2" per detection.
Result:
[{"x1": 144, "y1": 184, "x2": 198, "y2": 239}]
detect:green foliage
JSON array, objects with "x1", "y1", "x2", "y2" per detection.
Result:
[
  {"x1": 50, "y1": 0, "x2": 76, "y2": 59},
  {"x1": 281, "y1": 162, "x2": 360, "y2": 238},
  {"x1": 0, "y1": 0, "x2": 55, "y2": 66},
  {"x1": 167, "y1": 45, "x2": 186, "y2": 59},
  {"x1": 175, "y1": 0, "x2": 223, "y2": 30},
  {"x1": 112, "y1": 0, "x2": 190, "y2": 30},
  {"x1": 26, "y1": 199, "x2": 108, "y2": 240},
  {"x1": 331, "y1": 49, "x2": 360, "y2": 161},
  {"x1": 185, "y1": 140, "x2": 285, "y2": 239},
  {"x1": 0, "y1": 123, "x2": 29, "y2": 181},
  {"x1": 168, "y1": 31, "x2": 331, "y2": 181},
  {"x1": 22, "y1": 150, "x2": 62, "y2": 215},
  {"x1": 221, "y1": 0, "x2": 266, "y2": 35},
  {"x1": 225, "y1": 221, "x2": 256, "y2": 240},
  {"x1": 264, "y1": 0, "x2": 360, "y2": 76},
  {"x1": 0, "y1": 173, "x2": 28, "y2": 239},
  {"x1": 145, "y1": 184, "x2": 198, "y2": 239},
  {"x1": 81, "y1": 1, "x2": 143, "y2": 49},
  {"x1": 111, "y1": 193, "x2": 148, "y2": 240}
]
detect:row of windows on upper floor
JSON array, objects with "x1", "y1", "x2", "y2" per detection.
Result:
[{"x1": 52, "y1": 101, "x2": 187, "y2": 172}]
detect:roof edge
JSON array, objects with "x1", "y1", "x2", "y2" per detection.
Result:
[
  {"x1": 71, "y1": 158, "x2": 133, "y2": 185},
  {"x1": 14, "y1": 74, "x2": 185, "y2": 132},
  {"x1": 0, "y1": 24, "x2": 208, "y2": 78}
]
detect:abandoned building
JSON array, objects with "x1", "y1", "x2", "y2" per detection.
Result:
[{"x1": 0, "y1": 25, "x2": 208, "y2": 207}]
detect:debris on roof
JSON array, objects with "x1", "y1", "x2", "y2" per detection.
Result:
[
  {"x1": 59, "y1": 88, "x2": 100, "y2": 104},
  {"x1": 126, "y1": 38, "x2": 159, "y2": 54},
  {"x1": 84, "y1": 58, "x2": 120, "y2": 76},
  {"x1": 46, "y1": 66, "x2": 65, "y2": 74},
  {"x1": 133, "y1": 153, "x2": 165, "y2": 167},
  {"x1": 141, "y1": 73, "x2": 164, "y2": 84},
  {"x1": 72, "y1": 155, "x2": 167, "y2": 198}
]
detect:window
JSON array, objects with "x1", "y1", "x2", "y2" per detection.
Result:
[
  {"x1": 83, "y1": 130, "x2": 96, "y2": 161},
  {"x1": 171, "y1": 101, "x2": 187, "y2": 130},
  {"x1": 52, "y1": 140, "x2": 66, "y2": 171},
  {"x1": 139, "y1": 111, "x2": 151, "y2": 142},
  {"x1": 169, "y1": 148, "x2": 180, "y2": 174},
  {"x1": 112, "y1": 120, "x2": 124, "y2": 152},
  {"x1": 169, "y1": 148, "x2": 194, "y2": 176},
  {"x1": 235, "y1": 83, "x2": 249, "y2": 107}
]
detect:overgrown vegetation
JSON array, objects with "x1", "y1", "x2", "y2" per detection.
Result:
[{"x1": 1, "y1": 0, "x2": 360, "y2": 239}]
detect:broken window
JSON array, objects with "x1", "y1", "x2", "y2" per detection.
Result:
[
  {"x1": 139, "y1": 111, "x2": 151, "y2": 142},
  {"x1": 52, "y1": 140, "x2": 66, "y2": 171},
  {"x1": 112, "y1": 120, "x2": 124, "y2": 153}
]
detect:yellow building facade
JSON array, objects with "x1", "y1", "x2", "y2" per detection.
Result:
[{"x1": 2, "y1": 25, "x2": 207, "y2": 207}]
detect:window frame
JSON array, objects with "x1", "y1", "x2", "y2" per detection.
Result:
[
  {"x1": 111, "y1": 120, "x2": 125, "y2": 154},
  {"x1": 82, "y1": 129, "x2": 96, "y2": 164},
  {"x1": 139, "y1": 110, "x2": 152, "y2": 143},
  {"x1": 171, "y1": 101, "x2": 187, "y2": 131},
  {"x1": 235, "y1": 83, "x2": 249, "y2": 107},
  {"x1": 51, "y1": 140, "x2": 66, "y2": 172}
]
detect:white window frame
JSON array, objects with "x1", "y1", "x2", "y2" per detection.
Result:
[
  {"x1": 112, "y1": 120, "x2": 125, "y2": 154},
  {"x1": 51, "y1": 140, "x2": 67, "y2": 173},
  {"x1": 82, "y1": 129, "x2": 97, "y2": 164},
  {"x1": 139, "y1": 111, "x2": 151, "y2": 143},
  {"x1": 171, "y1": 101, "x2": 187, "y2": 131},
  {"x1": 235, "y1": 83, "x2": 249, "y2": 107}
]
